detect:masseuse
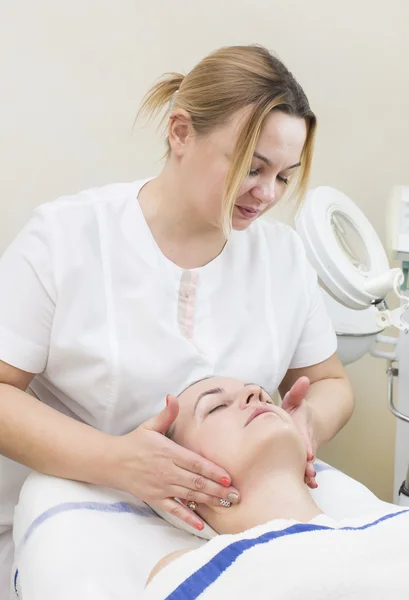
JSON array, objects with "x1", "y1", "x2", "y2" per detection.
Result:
[{"x1": 0, "y1": 45, "x2": 352, "y2": 549}]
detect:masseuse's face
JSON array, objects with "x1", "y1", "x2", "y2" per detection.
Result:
[
  {"x1": 169, "y1": 108, "x2": 307, "y2": 231},
  {"x1": 171, "y1": 377, "x2": 305, "y2": 479}
]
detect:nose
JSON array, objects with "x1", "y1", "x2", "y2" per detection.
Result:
[
  {"x1": 238, "y1": 385, "x2": 265, "y2": 409},
  {"x1": 251, "y1": 179, "x2": 276, "y2": 205}
]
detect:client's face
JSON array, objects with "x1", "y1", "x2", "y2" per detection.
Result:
[{"x1": 171, "y1": 377, "x2": 305, "y2": 480}]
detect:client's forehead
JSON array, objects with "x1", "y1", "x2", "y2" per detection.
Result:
[{"x1": 179, "y1": 376, "x2": 245, "y2": 400}]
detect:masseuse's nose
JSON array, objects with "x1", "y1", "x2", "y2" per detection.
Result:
[
  {"x1": 251, "y1": 178, "x2": 276, "y2": 206},
  {"x1": 238, "y1": 385, "x2": 265, "y2": 408}
]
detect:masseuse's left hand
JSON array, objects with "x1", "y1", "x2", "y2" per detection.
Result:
[{"x1": 282, "y1": 376, "x2": 318, "y2": 489}]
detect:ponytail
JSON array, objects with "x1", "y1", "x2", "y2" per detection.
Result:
[{"x1": 136, "y1": 73, "x2": 184, "y2": 124}]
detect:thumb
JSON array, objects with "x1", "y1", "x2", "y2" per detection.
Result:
[
  {"x1": 145, "y1": 394, "x2": 179, "y2": 435},
  {"x1": 282, "y1": 376, "x2": 310, "y2": 411}
]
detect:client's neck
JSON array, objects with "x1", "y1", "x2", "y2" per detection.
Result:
[{"x1": 205, "y1": 468, "x2": 322, "y2": 535}]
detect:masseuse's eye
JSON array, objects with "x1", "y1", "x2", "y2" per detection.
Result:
[
  {"x1": 248, "y1": 169, "x2": 260, "y2": 177},
  {"x1": 208, "y1": 403, "x2": 229, "y2": 415},
  {"x1": 277, "y1": 175, "x2": 289, "y2": 185}
]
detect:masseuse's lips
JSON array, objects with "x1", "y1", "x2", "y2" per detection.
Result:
[
  {"x1": 245, "y1": 406, "x2": 278, "y2": 427},
  {"x1": 235, "y1": 205, "x2": 262, "y2": 220}
]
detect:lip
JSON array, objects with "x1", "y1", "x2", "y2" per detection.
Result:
[
  {"x1": 235, "y1": 205, "x2": 261, "y2": 220},
  {"x1": 245, "y1": 406, "x2": 278, "y2": 427}
]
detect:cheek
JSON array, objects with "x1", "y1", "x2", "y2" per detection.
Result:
[
  {"x1": 237, "y1": 179, "x2": 253, "y2": 198},
  {"x1": 197, "y1": 420, "x2": 242, "y2": 464},
  {"x1": 188, "y1": 160, "x2": 228, "y2": 213},
  {"x1": 189, "y1": 138, "x2": 229, "y2": 182}
]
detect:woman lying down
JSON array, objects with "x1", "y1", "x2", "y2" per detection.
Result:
[{"x1": 143, "y1": 376, "x2": 408, "y2": 599}]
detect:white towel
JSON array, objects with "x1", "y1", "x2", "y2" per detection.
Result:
[
  {"x1": 0, "y1": 530, "x2": 13, "y2": 596},
  {"x1": 10, "y1": 461, "x2": 398, "y2": 599},
  {"x1": 142, "y1": 508, "x2": 409, "y2": 599},
  {"x1": 12, "y1": 475, "x2": 204, "y2": 600}
]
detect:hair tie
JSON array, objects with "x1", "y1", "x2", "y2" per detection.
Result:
[{"x1": 169, "y1": 90, "x2": 179, "y2": 112}]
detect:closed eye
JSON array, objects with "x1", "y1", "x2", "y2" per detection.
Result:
[
  {"x1": 248, "y1": 170, "x2": 289, "y2": 185},
  {"x1": 208, "y1": 403, "x2": 229, "y2": 415}
]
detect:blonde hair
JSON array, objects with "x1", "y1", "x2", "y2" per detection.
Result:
[{"x1": 137, "y1": 45, "x2": 316, "y2": 234}]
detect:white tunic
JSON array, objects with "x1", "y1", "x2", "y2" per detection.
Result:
[{"x1": 0, "y1": 178, "x2": 336, "y2": 527}]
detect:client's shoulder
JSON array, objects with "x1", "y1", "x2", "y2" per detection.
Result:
[{"x1": 146, "y1": 548, "x2": 193, "y2": 586}]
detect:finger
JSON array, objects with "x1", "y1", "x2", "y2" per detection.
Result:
[
  {"x1": 293, "y1": 421, "x2": 313, "y2": 457},
  {"x1": 305, "y1": 461, "x2": 315, "y2": 480},
  {"x1": 145, "y1": 394, "x2": 179, "y2": 434},
  {"x1": 160, "y1": 498, "x2": 205, "y2": 531},
  {"x1": 282, "y1": 376, "x2": 309, "y2": 411},
  {"x1": 172, "y1": 446, "x2": 234, "y2": 489},
  {"x1": 282, "y1": 376, "x2": 310, "y2": 411},
  {"x1": 171, "y1": 487, "x2": 236, "y2": 508},
  {"x1": 307, "y1": 451, "x2": 315, "y2": 462},
  {"x1": 296, "y1": 427, "x2": 313, "y2": 458},
  {"x1": 171, "y1": 467, "x2": 240, "y2": 503},
  {"x1": 305, "y1": 462, "x2": 317, "y2": 488}
]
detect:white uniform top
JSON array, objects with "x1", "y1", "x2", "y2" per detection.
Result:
[{"x1": 0, "y1": 179, "x2": 336, "y2": 526}]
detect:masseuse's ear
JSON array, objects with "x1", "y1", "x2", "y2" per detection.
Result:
[
  {"x1": 145, "y1": 394, "x2": 179, "y2": 435},
  {"x1": 169, "y1": 109, "x2": 193, "y2": 156}
]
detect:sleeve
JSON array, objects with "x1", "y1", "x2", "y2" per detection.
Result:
[
  {"x1": 289, "y1": 236, "x2": 338, "y2": 370},
  {"x1": 0, "y1": 206, "x2": 56, "y2": 373}
]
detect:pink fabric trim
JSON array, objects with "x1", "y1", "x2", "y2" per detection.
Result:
[{"x1": 178, "y1": 271, "x2": 199, "y2": 342}]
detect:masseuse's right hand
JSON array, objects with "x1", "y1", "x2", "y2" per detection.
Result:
[{"x1": 113, "y1": 396, "x2": 239, "y2": 530}]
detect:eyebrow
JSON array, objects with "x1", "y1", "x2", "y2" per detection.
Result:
[
  {"x1": 194, "y1": 387, "x2": 224, "y2": 414},
  {"x1": 253, "y1": 152, "x2": 301, "y2": 171}
]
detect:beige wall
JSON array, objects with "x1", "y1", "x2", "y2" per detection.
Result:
[{"x1": 1, "y1": 1, "x2": 408, "y2": 500}]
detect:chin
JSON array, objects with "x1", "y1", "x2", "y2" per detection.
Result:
[
  {"x1": 243, "y1": 423, "x2": 305, "y2": 465},
  {"x1": 231, "y1": 216, "x2": 256, "y2": 231},
  {"x1": 231, "y1": 205, "x2": 265, "y2": 231}
]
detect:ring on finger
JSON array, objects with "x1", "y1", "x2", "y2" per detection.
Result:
[
  {"x1": 219, "y1": 498, "x2": 231, "y2": 507},
  {"x1": 187, "y1": 501, "x2": 198, "y2": 511}
]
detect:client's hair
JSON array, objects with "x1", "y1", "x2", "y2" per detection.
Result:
[{"x1": 165, "y1": 376, "x2": 214, "y2": 440}]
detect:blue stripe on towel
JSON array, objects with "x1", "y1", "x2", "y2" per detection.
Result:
[
  {"x1": 167, "y1": 510, "x2": 409, "y2": 599},
  {"x1": 314, "y1": 461, "x2": 334, "y2": 473},
  {"x1": 13, "y1": 569, "x2": 19, "y2": 597},
  {"x1": 22, "y1": 501, "x2": 155, "y2": 546}
]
